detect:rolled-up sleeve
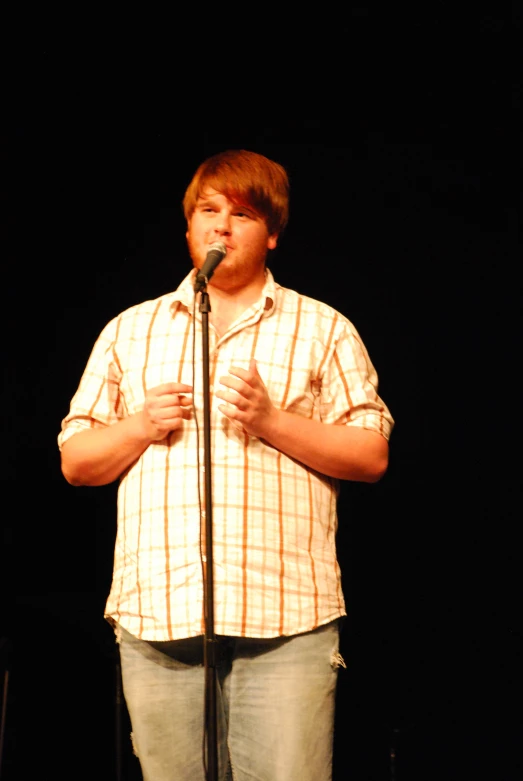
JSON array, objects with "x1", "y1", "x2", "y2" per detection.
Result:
[
  {"x1": 320, "y1": 321, "x2": 394, "y2": 440},
  {"x1": 57, "y1": 317, "x2": 123, "y2": 450}
]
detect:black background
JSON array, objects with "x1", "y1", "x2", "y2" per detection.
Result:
[{"x1": 1, "y1": 8, "x2": 520, "y2": 780}]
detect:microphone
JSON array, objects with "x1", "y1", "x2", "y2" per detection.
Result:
[{"x1": 194, "y1": 241, "x2": 227, "y2": 292}]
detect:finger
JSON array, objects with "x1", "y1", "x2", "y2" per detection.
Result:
[
  {"x1": 218, "y1": 375, "x2": 246, "y2": 394},
  {"x1": 162, "y1": 391, "x2": 192, "y2": 408},
  {"x1": 218, "y1": 404, "x2": 244, "y2": 431},
  {"x1": 149, "y1": 394, "x2": 187, "y2": 415},
  {"x1": 229, "y1": 359, "x2": 259, "y2": 378},
  {"x1": 151, "y1": 393, "x2": 179, "y2": 410},
  {"x1": 180, "y1": 404, "x2": 193, "y2": 419},
  {"x1": 226, "y1": 365, "x2": 252, "y2": 383},
  {"x1": 215, "y1": 389, "x2": 245, "y2": 409},
  {"x1": 151, "y1": 382, "x2": 193, "y2": 395}
]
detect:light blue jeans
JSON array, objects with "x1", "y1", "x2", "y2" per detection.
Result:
[{"x1": 116, "y1": 620, "x2": 344, "y2": 781}]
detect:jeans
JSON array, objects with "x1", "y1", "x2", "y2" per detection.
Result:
[{"x1": 116, "y1": 620, "x2": 344, "y2": 781}]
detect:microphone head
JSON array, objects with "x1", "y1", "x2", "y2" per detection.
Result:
[
  {"x1": 194, "y1": 241, "x2": 228, "y2": 292},
  {"x1": 208, "y1": 241, "x2": 227, "y2": 258}
]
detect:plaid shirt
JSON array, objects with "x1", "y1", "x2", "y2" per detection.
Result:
[{"x1": 58, "y1": 269, "x2": 394, "y2": 641}]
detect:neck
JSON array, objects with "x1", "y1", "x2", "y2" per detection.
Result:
[
  {"x1": 205, "y1": 274, "x2": 266, "y2": 336},
  {"x1": 207, "y1": 271, "x2": 266, "y2": 309}
]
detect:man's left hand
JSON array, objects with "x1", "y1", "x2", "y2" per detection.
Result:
[{"x1": 216, "y1": 359, "x2": 277, "y2": 438}]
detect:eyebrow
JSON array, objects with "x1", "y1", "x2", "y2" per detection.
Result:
[
  {"x1": 196, "y1": 196, "x2": 218, "y2": 207},
  {"x1": 196, "y1": 196, "x2": 257, "y2": 216}
]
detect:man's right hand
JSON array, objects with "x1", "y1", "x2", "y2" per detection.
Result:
[{"x1": 141, "y1": 382, "x2": 193, "y2": 441}]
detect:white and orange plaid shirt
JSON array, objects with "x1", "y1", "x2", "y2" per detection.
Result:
[{"x1": 58, "y1": 268, "x2": 394, "y2": 641}]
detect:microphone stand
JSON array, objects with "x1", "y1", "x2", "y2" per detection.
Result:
[{"x1": 198, "y1": 283, "x2": 219, "y2": 781}]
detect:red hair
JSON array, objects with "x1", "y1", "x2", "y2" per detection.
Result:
[{"x1": 183, "y1": 149, "x2": 289, "y2": 236}]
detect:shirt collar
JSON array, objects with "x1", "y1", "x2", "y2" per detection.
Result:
[{"x1": 169, "y1": 268, "x2": 277, "y2": 316}]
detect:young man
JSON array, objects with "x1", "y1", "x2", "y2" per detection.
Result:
[{"x1": 58, "y1": 149, "x2": 394, "y2": 780}]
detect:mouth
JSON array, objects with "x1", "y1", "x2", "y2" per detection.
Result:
[{"x1": 207, "y1": 243, "x2": 233, "y2": 252}]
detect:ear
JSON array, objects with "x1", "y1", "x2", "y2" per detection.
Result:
[{"x1": 267, "y1": 233, "x2": 278, "y2": 250}]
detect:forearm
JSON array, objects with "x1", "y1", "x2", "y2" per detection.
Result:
[
  {"x1": 60, "y1": 412, "x2": 153, "y2": 487},
  {"x1": 261, "y1": 410, "x2": 389, "y2": 482}
]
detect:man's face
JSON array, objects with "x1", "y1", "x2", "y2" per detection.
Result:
[{"x1": 186, "y1": 189, "x2": 278, "y2": 292}]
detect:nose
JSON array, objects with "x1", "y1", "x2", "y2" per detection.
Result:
[{"x1": 214, "y1": 210, "x2": 232, "y2": 235}]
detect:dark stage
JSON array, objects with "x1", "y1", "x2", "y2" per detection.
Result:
[{"x1": 1, "y1": 11, "x2": 520, "y2": 780}]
